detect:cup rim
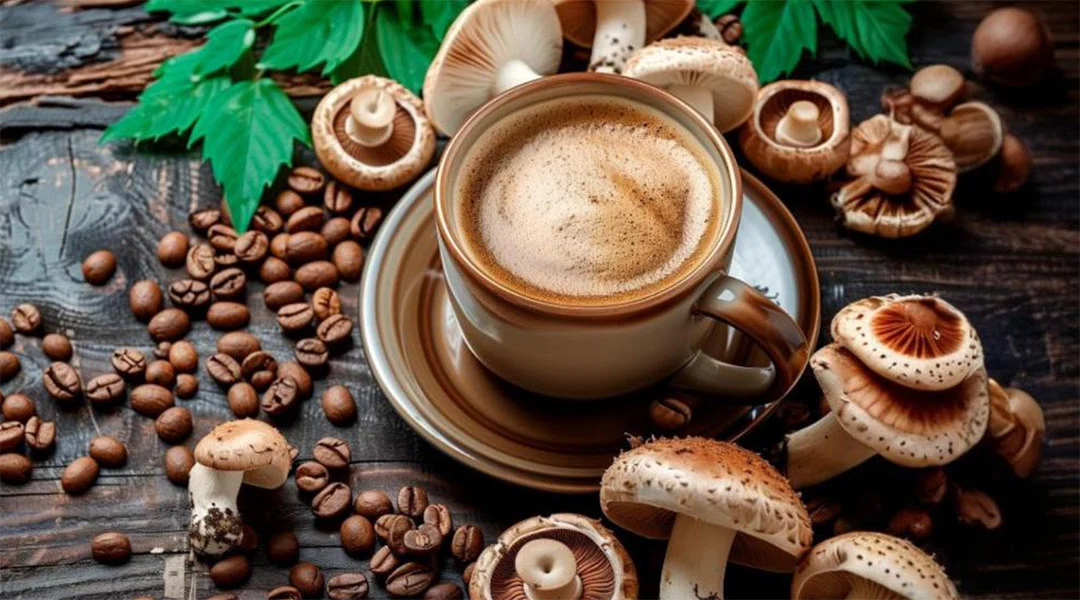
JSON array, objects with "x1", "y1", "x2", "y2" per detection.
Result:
[{"x1": 434, "y1": 73, "x2": 743, "y2": 319}]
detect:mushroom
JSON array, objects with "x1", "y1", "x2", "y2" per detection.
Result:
[
  {"x1": 623, "y1": 36, "x2": 758, "y2": 133},
  {"x1": 883, "y1": 64, "x2": 967, "y2": 133},
  {"x1": 939, "y1": 101, "x2": 1005, "y2": 172},
  {"x1": 422, "y1": 0, "x2": 563, "y2": 136},
  {"x1": 739, "y1": 80, "x2": 851, "y2": 183},
  {"x1": 986, "y1": 378, "x2": 1045, "y2": 478},
  {"x1": 470, "y1": 513, "x2": 638, "y2": 600},
  {"x1": 553, "y1": 0, "x2": 693, "y2": 74},
  {"x1": 188, "y1": 419, "x2": 293, "y2": 556},
  {"x1": 831, "y1": 114, "x2": 957, "y2": 238},
  {"x1": 600, "y1": 437, "x2": 812, "y2": 600},
  {"x1": 313, "y1": 75, "x2": 436, "y2": 191},
  {"x1": 791, "y1": 532, "x2": 959, "y2": 600}
]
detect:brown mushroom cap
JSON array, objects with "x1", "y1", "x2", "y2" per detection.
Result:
[
  {"x1": 739, "y1": 80, "x2": 851, "y2": 184},
  {"x1": 831, "y1": 115, "x2": 957, "y2": 238},
  {"x1": 470, "y1": 513, "x2": 638, "y2": 600},
  {"x1": 910, "y1": 64, "x2": 967, "y2": 109},
  {"x1": 554, "y1": 0, "x2": 694, "y2": 49},
  {"x1": 194, "y1": 419, "x2": 293, "y2": 489},
  {"x1": 812, "y1": 343, "x2": 989, "y2": 468},
  {"x1": 831, "y1": 294, "x2": 984, "y2": 391},
  {"x1": 986, "y1": 380, "x2": 1045, "y2": 478},
  {"x1": 600, "y1": 437, "x2": 812, "y2": 572},
  {"x1": 792, "y1": 532, "x2": 959, "y2": 599},
  {"x1": 312, "y1": 75, "x2": 435, "y2": 191},
  {"x1": 939, "y1": 101, "x2": 1004, "y2": 172}
]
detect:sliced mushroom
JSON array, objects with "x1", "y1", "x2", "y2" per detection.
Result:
[
  {"x1": 470, "y1": 513, "x2": 638, "y2": 600},
  {"x1": 939, "y1": 101, "x2": 1005, "y2": 172},
  {"x1": 422, "y1": 0, "x2": 563, "y2": 136},
  {"x1": 986, "y1": 379, "x2": 1045, "y2": 478},
  {"x1": 553, "y1": 0, "x2": 693, "y2": 74},
  {"x1": 601, "y1": 437, "x2": 811, "y2": 600},
  {"x1": 739, "y1": 80, "x2": 851, "y2": 183},
  {"x1": 792, "y1": 532, "x2": 959, "y2": 599},
  {"x1": 623, "y1": 36, "x2": 758, "y2": 133}
]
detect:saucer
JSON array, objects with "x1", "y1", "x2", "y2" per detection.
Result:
[{"x1": 360, "y1": 169, "x2": 820, "y2": 493}]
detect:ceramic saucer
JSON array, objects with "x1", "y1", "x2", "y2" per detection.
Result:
[{"x1": 360, "y1": 169, "x2": 820, "y2": 493}]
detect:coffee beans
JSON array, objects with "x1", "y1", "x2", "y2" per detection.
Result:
[
  {"x1": 129, "y1": 280, "x2": 164, "y2": 321},
  {"x1": 210, "y1": 268, "x2": 247, "y2": 301},
  {"x1": 82, "y1": 250, "x2": 117, "y2": 285},
  {"x1": 207, "y1": 301, "x2": 249, "y2": 330},
  {"x1": 0, "y1": 453, "x2": 32, "y2": 484},
  {"x1": 317, "y1": 314, "x2": 353, "y2": 345},
  {"x1": 371, "y1": 545, "x2": 400, "y2": 577},
  {"x1": 287, "y1": 231, "x2": 329, "y2": 264},
  {"x1": 155, "y1": 341, "x2": 172, "y2": 359},
  {"x1": 386, "y1": 562, "x2": 435, "y2": 598},
  {"x1": 240, "y1": 351, "x2": 278, "y2": 391},
  {"x1": 187, "y1": 243, "x2": 216, "y2": 280},
  {"x1": 156, "y1": 231, "x2": 189, "y2": 267},
  {"x1": 321, "y1": 217, "x2": 351, "y2": 246},
  {"x1": 313, "y1": 437, "x2": 350, "y2": 469},
  {"x1": 327, "y1": 572, "x2": 369, "y2": 600},
  {"x1": 164, "y1": 445, "x2": 195, "y2": 485},
  {"x1": 0, "y1": 352, "x2": 20, "y2": 380},
  {"x1": 112, "y1": 347, "x2": 147, "y2": 379},
  {"x1": 217, "y1": 331, "x2": 261, "y2": 361},
  {"x1": 278, "y1": 303, "x2": 315, "y2": 333},
  {"x1": 61, "y1": 456, "x2": 99, "y2": 494},
  {"x1": 333, "y1": 241, "x2": 364, "y2": 283},
  {"x1": 91, "y1": 532, "x2": 131, "y2": 565},
  {"x1": 226, "y1": 382, "x2": 259, "y2": 418},
  {"x1": 271, "y1": 233, "x2": 290, "y2": 259},
  {"x1": 276, "y1": 189, "x2": 307, "y2": 215},
  {"x1": 208, "y1": 224, "x2": 239, "y2": 252},
  {"x1": 210, "y1": 555, "x2": 251, "y2": 589},
  {"x1": 155, "y1": 406, "x2": 193, "y2": 443},
  {"x1": 462, "y1": 563, "x2": 475, "y2": 586},
  {"x1": 295, "y1": 338, "x2": 328, "y2": 368},
  {"x1": 324, "y1": 181, "x2": 354, "y2": 214},
  {"x1": 279, "y1": 362, "x2": 313, "y2": 399},
  {"x1": 451, "y1": 525, "x2": 483, "y2": 562},
  {"x1": 207, "y1": 353, "x2": 242, "y2": 386},
  {"x1": 423, "y1": 504, "x2": 453, "y2": 538},
  {"x1": 2, "y1": 394, "x2": 35, "y2": 422},
  {"x1": 252, "y1": 205, "x2": 284, "y2": 235},
  {"x1": 25, "y1": 417, "x2": 55, "y2": 451},
  {"x1": 0, "y1": 422, "x2": 24, "y2": 452},
  {"x1": 0, "y1": 318, "x2": 13, "y2": 348},
  {"x1": 262, "y1": 377, "x2": 299, "y2": 417},
  {"x1": 167, "y1": 340, "x2": 198, "y2": 373},
  {"x1": 148, "y1": 308, "x2": 190, "y2": 342},
  {"x1": 287, "y1": 206, "x2": 326, "y2": 233},
  {"x1": 11, "y1": 304, "x2": 42, "y2": 335},
  {"x1": 322, "y1": 385, "x2": 357, "y2": 426},
  {"x1": 425, "y1": 583, "x2": 463, "y2": 599},
  {"x1": 295, "y1": 261, "x2": 339, "y2": 291},
  {"x1": 295, "y1": 461, "x2": 330, "y2": 494},
  {"x1": 386, "y1": 514, "x2": 413, "y2": 556},
  {"x1": 190, "y1": 208, "x2": 221, "y2": 232},
  {"x1": 290, "y1": 562, "x2": 325, "y2": 598},
  {"x1": 260, "y1": 257, "x2": 292, "y2": 283},
  {"x1": 268, "y1": 531, "x2": 301, "y2": 566},
  {"x1": 174, "y1": 373, "x2": 197, "y2": 399},
  {"x1": 355, "y1": 490, "x2": 394, "y2": 520},
  {"x1": 41, "y1": 333, "x2": 72, "y2": 361},
  {"x1": 350, "y1": 205, "x2": 385, "y2": 242},
  {"x1": 397, "y1": 486, "x2": 429, "y2": 519},
  {"x1": 340, "y1": 514, "x2": 376, "y2": 556},
  {"x1": 169, "y1": 279, "x2": 211, "y2": 311},
  {"x1": 376, "y1": 514, "x2": 413, "y2": 544},
  {"x1": 265, "y1": 281, "x2": 306, "y2": 311},
  {"x1": 89, "y1": 435, "x2": 128, "y2": 468},
  {"x1": 145, "y1": 359, "x2": 176, "y2": 387},
  {"x1": 130, "y1": 384, "x2": 175, "y2": 417},
  {"x1": 312, "y1": 482, "x2": 352, "y2": 519},
  {"x1": 234, "y1": 231, "x2": 269, "y2": 263},
  {"x1": 43, "y1": 362, "x2": 82, "y2": 403},
  {"x1": 86, "y1": 373, "x2": 126, "y2": 406},
  {"x1": 289, "y1": 166, "x2": 326, "y2": 195},
  {"x1": 404, "y1": 523, "x2": 443, "y2": 555}
]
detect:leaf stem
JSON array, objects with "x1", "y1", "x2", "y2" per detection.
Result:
[{"x1": 256, "y1": 0, "x2": 303, "y2": 29}]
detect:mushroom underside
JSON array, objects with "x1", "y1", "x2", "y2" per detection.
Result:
[
  {"x1": 758, "y1": 90, "x2": 837, "y2": 144},
  {"x1": 488, "y1": 529, "x2": 617, "y2": 599},
  {"x1": 333, "y1": 103, "x2": 417, "y2": 167}
]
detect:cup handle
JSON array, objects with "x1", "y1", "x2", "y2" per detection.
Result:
[{"x1": 670, "y1": 276, "x2": 809, "y2": 401}]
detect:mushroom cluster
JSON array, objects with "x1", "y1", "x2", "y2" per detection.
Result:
[
  {"x1": 784, "y1": 294, "x2": 990, "y2": 488},
  {"x1": 986, "y1": 378, "x2": 1045, "y2": 478}
]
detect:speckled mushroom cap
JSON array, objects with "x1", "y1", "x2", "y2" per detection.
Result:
[
  {"x1": 792, "y1": 532, "x2": 959, "y2": 600},
  {"x1": 554, "y1": 0, "x2": 694, "y2": 50},
  {"x1": 312, "y1": 75, "x2": 435, "y2": 191},
  {"x1": 600, "y1": 437, "x2": 812, "y2": 572},
  {"x1": 470, "y1": 513, "x2": 638, "y2": 600},
  {"x1": 812, "y1": 343, "x2": 989, "y2": 468},
  {"x1": 194, "y1": 419, "x2": 293, "y2": 489},
  {"x1": 831, "y1": 294, "x2": 983, "y2": 391},
  {"x1": 623, "y1": 36, "x2": 759, "y2": 133}
]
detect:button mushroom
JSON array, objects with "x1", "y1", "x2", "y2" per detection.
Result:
[
  {"x1": 470, "y1": 513, "x2": 637, "y2": 600},
  {"x1": 422, "y1": 0, "x2": 563, "y2": 136},
  {"x1": 553, "y1": 0, "x2": 693, "y2": 74},
  {"x1": 792, "y1": 532, "x2": 959, "y2": 599},
  {"x1": 987, "y1": 378, "x2": 1045, "y2": 478},
  {"x1": 313, "y1": 75, "x2": 435, "y2": 191},
  {"x1": 883, "y1": 64, "x2": 967, "y2": 133},
  {"x1": 601, "y1": 437, "x2": 812, "y2": 600},
  {"x1": 623, "y1": 36, "x2": 758, "y2": 133},
  {"x1": 939, "y1": 101, "x2": 1005, "y2": 172},
  {"x1": 739, "y1": 80, "x2": 851, "y2": 183},
  {"x1": 188, "y1": 419, "x2": 293, "y2": 556}
]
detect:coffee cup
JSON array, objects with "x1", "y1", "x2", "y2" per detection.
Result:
[{"x1": 434, "y1": 73, "x2": 807, "y2": 400}]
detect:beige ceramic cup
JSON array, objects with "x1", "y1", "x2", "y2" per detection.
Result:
[{"x1": 435, "y1": 74, "x2": 808, "y2": 400}]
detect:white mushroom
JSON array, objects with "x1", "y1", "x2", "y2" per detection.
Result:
[
  {"x1": 553, "y1": 0, "x2": 694, "y2": 73},
  {"x1": 515, "y1": 539, "x2": 582, "y2": 600}
]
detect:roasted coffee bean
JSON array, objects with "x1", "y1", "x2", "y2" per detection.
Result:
[
  {"x1": 41, "y1": 333, "x2": 73, "y2": 361},
  {"x1": 167, "y1": 340, "x2": 198, "y2": 373},
  {"x1": 317, "y1": 314, "x2": 353, "y2": 346},
  {"x1": 209, "y1": 268, "x2": 247, "y2": 301},
  {"x1": 423, "y1": 504, "x2": 453, "y2": 538},
  {"x1": 92, "y1": 532, "x2": 131, "y2": 565},
  {"x1": 289, "y1": 562, "x2": 325, "y2": 598},
  {"x1": 424, "y1": 583, "x2": 463, "y2": 600},
  {"x1": 43, "y1": 362, "x2": 82, "y2": 403},
  {"x1": 916, "y1": 468, "x2": 949, "y2": 504},
  {"x1": 86, "y1": 373, "x2": 126, "y2": 406},
  {"x1": 158, "y1": 231, "x2": 189, "y2": 267},
  {"x1": 278, "y1": 303, "x2": 315, "y2": 333},
  {"x1": 287, "y1": 206, "x2": 326, "y2": 233},
  {"x1": 354, "y1": 490, "x2": 394, "y2": 520},
  {"x1": 350, "y1": 206, "x2": 383, "y2": 241},
  {"x1": 451, "y1": 525, "x2": 483, "y2": 562},
  {"x1": 217, "y1": 331, "x2": 261, "y2": 361},
  {"x1": 207, "y1": 353, "x2": 243, "y2": 386},
  {"x1": 251, "y1": 205, "x2": 284, "y2": 235},
  {"x1": 288, "y1": 166, "x2": 326, "y2": 195},
  {"x1": 235, "y1": 524, "x2": 258, "y2": 554},
  {"x1": 11, "y1": 304, "x2": 42, "y2": 335},
  {"x1": 214, "y1": 250, "x2": 239, "y2": 268},
  {"x1": 0, "y1": 351, "x2": 20, "y2": 380},
  {"x1": 2, "y1": 393, "x2": 35, "y2": 422},
  {"x1": 386, "y1": 514, "x2": 413, "y2": 556},
  {"x1": 220, "y1": 383, "x2": 257, "y2": 419},
  {"x1": 376, "y1": 514, "x2": 413, "y2": 543},
  {"x1": 322, "y1": 385, "x2": 357, "y2": 426},
  {"x1": 82, "y1": 250, "x2": 117, "y2": 285},
  {"x1": 154, "y1": 341, "x2": 173, "y2": 360},
  {"x1": 129, "y1": 280, "x2": 164, "y2": 322},
  {"x1": 278, "y1": 361, "x2": 313, "y2": 399},
  {"x1": 386, "y1": 562, "x2": 435, "y2": 598},
  {"x1": 324, "y1": 181, "x2": 354, "y2": 214},
  {"x1": 887, "y1": 506, "x2": 934, "y2": 540},
  {"x1": 207, "y1": 594, "x2": 240, "y2": 600},
  {"x1": 269, "y1": 586, "x2": 303, "y2": 600},
  {"x1": 0, "y1": 317, "x2": 12, "y2": 348},
  {"x1": 295, "y1": 261, "x2": 339, "y2": 291},
  {"x1": 260, "y1": 257, "x2": 292, "y2": 284},
  {"x1": 186, "y1": 243, "x2": 217, "y2": 280},
  {"x1": 313, "y1": 437, "x2": 350, "y2": 469},
  {"x1": 650, "y1": 397, "x2": 692, "y2": 431},
  {"x1": 340, "y1": 514, "x2": 376, "y2": 556},
  {"x1": 145, "y1": 360, "x2": 176, "y2": 387},
  {"x1": 397, "y1": 486, "x2": 429, "y2": 519},
  {"x1": 148, "y1": 308, "x2": 191, "y2": 342},
  {"x1": 404, "y1": 523, "x2": 443, "y2": 555},
  {"x1": 89, "y1": 435, "x2": 128, "y2": 468},
  {"x1": 130, "y1": 384, "x2": 175, "y2": 417},
  {"x1": 321, "y1": 217, "x2": 351, "y2": 246},
  {"x1": 327, "y1": 572, "x2": 369, "y2": 600},
  {"x1": 61, "y1": 456, "x2": 99, "y2": 494},
  {"x1": 189, "y1": 208, "x2": 221, "y2": 232},
  {"x1": 24, "y1": 417, "x2": 55, "y2": 451},
  {"x1": 234, "y1": 231, "x2": 269, "y2": 263},
  {"x1": 271, "y1": 232, "x2": 290, "y2": 259},
  {"x1": 210, "y1": 555, "x2": 251, "y2": 589},
  {"x1": 286, "y1": 231, "x2": 329, "y2": 265},
  {"x1": 0, "y1": 453, "x2": 32, "y2": 484},
  {"x1": 309, "y1": 288, "x2": 340, "y2": 321},
  {"x1": 207, "y1": 302, "x2": 249, "y2": 330},
  {"x1": 112, "y1": 347, "x2": 147, "y2": 379},
  {"x1": 155, "y1": 406, "x2": 193, "y2": 443},
  {"x1": 295, "y1": 461, "x2": 330, "y2": 494},
  {"x1": 241, "y1": 351, "x2": 278, "y2": 391},
  {"x1": 208, "y1": 224, "x2": 239, "y2": 252},
  {"x1": 268, "y1": 531, "x2": 300, "y2": 566},
  {"x1": 175, "y1": 373, "x2": 199, "y2": 399},
  {"x1": 0, "y1": 422, "x2": 24, "y2": 452},
  {"x1": 164, "y1": 445, "x2": 195, "y2": 485},
  {"x1": 332, "y1": 241, "x2": 364, "y2": 283},
  {"x1": 262, "y1": 377, "x2": 299, "y2": 417},
  {"x1": 462, "y1": 563, "x2": 475, "y2": 586},
  {"x1": 265, "y1": 281, "x2": 305, "y2": 311},
  {"x1": 312, "y1": 482, "x2": 352, "y2": 519},
  {"x1": 295, "y1": 338, "x2": 328, "y2": 368},
  {"x1": 370, "y1": 545, "x2": 400, "y2": 577},
  {"x1": 168, "y1": 279, "x2": 212, "y2": 311},
  {"x1": 276, "y1": 189, "x2": 307, "y2": 215}
]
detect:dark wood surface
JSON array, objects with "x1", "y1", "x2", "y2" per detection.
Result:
[{"x1": 1, "y1": 1, "x2": 1077, "y2": 598}]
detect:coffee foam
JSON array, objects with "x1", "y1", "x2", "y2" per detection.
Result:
[{"x1": 456, "y1": 96, "x2": 722, "y2": 305}]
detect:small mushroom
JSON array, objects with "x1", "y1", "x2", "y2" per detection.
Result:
[
  {"x1": 986, "y1": 378, "x2": 1045, "y2": 478},
  {"x1": 992, "y1": 133, "x2": 1032, "y2": 193},
  {"x1": 313, "y1": 75, "x2": 435, "y2": 191},
  {"x1": 470, "y1": 513, "x2": 638, "y2": 600},
  {"x1": 883, "y1": 64, "x2": 967, "y2": 134},
  {"x1": 792, "y1": 532, "x2": 959, "y2": 599},
  {"x1": 831, "y1": 114, "x2": 957, "y2": 238},
  {"x1": 553, "y1": 0, "x2": 693, "y2": 74},
  {"x1": 188, "y1": 419, "x2": 293, "y2": 556},
  {"x1": 939, "y1": 101, "x2": 1005, "y2": 172},
  {"x1": 623, "y1": 36, "x2": 758, "y2": 133},
  {"x1": 601, "y1": 437, "x2": 812, "y2": 600},
  {"x1": 422, "y1": 0, "x2": 563, "y2": 136},
  {"x1": 739, "y1": 80, "x2": 851, "y2": 183}
]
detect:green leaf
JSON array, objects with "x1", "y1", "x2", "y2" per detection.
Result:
[
  {"x1": 193, "y1": 19, "x2": 255, "y2": 76},
  {"x1": 696, "y1": 0, "x2": 744, "y2": 19},
  {"x1": 419, "y1": 0, "x2": 468, "y2": 40},
  {"x1": 376, "y1": 1, "x2": 440, "y2": 94},
  {"x1": 190, "y1": 79, "x2": 310, "y2": 232},
  {"x1": 741, "y1": 0, "x2": 817, "y2": 83},
  {"x1": 816, "y1": 1, "x2": 912, "y2": 69},
  {"x1": 260, "y1": 0, "x2": 366, "y2": 75},
  {"x1": 144, "y1": 0, "x2": 228, "y2": 24}
]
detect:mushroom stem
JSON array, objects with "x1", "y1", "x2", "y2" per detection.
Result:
[
  {"x1": 668, "y1": 84, "x2": 714, "y2": 122},
  {"x1": 785, "y1": 411, "x2": 877, "y2": 489},
  {"x1": 660, "y1": 514, "x2": 735, "y2": 600},
  {"x1": 776, "y1": 100, "x2": 823, "y2": 147},
  {"x1": 844, "y1": 576, "x2": 897, "y2": 599},
  {"x1": 516, "y1": 539, "x2": 583, "y2": 600},
  {"x1": 589, "y1": 0, "x2": 646, "y2": 73},
  {"x1": 187, "y1": 463, "x2": 244, "y2": 556},
  {"x1": 346, "y1": 88, "x2": 396, "y2": 148},
  {"x1": 493, "y1": 59, "x2": 544, "y2": 95}
]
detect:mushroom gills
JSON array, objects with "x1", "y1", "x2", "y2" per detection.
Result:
[
  {"x1": 785, "y1": 411, "x2": 877, "y2": 489},
  {"x1": 668, "y1": 84, "x2": 714, "y2": 121},
  {"x1": 188, "y1": 462, "x2": 245, "y2": 556},
  {"x1": 590, "y1": 0, "x2": 646, "y2": 73},
  {"x1": 660, "y1": 515, "x2": 736, "y2": 600},
  {"x1": 493, "y1": 59, "x2": 546, "y2": 95},
  {"x1": 843, "y1": 574, "x2": 908, "y2": 600},
  {"x1": 515, "y1": 539, "x2": 583, "y2": 600}
]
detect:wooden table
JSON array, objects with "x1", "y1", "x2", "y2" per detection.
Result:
[{"x1": 1, "y1": 1, "x2": 1077, "y2": 598}]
